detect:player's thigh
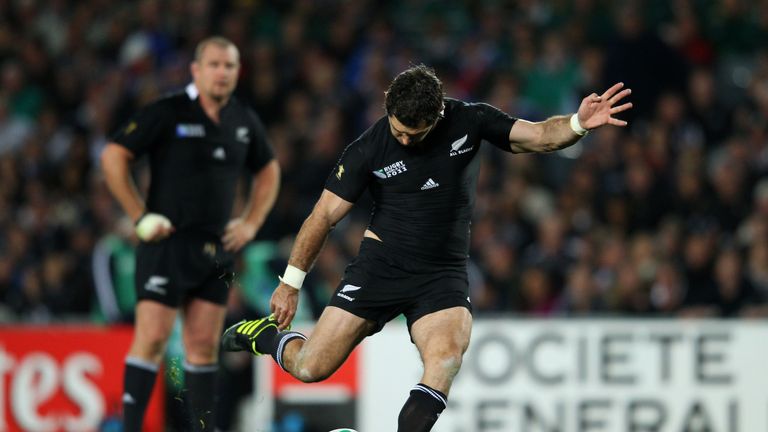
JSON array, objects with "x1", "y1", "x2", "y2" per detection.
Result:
[
  {"x1": 182, "y1": 298, "x2": 227, "y2": 349},
  {"x1": 133, "y1": 300, "x2": 178, "y2": 345},
  {"x1": 411, "y1": 306, "x2": 472, "y2": 363},
  {"x1": 299, "y1": 306, "x2": 376, "y2": 370}
]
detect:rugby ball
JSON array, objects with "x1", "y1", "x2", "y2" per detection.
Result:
[{"x1": 135, "y1": 213, "x2": 172, "y2": 240}]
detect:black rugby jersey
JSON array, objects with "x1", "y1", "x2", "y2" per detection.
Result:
[
  {"x1": 325, "y1": 98, "x2": 517, "y2": 264},
  {"x1": 111, "y1": 84, "x2": 274, "y2": 236}
]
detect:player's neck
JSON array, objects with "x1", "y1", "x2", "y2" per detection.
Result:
[{"x1": 198, "y1": 94, "x2": 229, "y2": 124}]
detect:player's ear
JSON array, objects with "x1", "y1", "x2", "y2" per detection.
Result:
[{"x1": 190, "y1": 61, "x2": 199, "y2": 79}]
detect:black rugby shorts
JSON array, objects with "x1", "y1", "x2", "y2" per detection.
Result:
[
  {"x1": 328, "y1": 237, "x2": 472, "y2": 337},
  {"x1": 135, "y1": 232, "x2": 234, "y2": 307}
]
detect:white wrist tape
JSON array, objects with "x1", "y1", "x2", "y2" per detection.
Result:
[
  {"x1": 570, "y1": 113, "x2": 588, "y2": 136},
  {"x1": 279, "y1": 264, "x2": 306, "y2": 290}
]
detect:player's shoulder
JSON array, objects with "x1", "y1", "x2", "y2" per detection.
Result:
[
  {"x1": 225, "y1": 94, "x2": 267, "y2": 125},
  {"x1": 444, "y1": 97, "x2": 495, "y2": 115},
  {"x1": 444, "y1": 97, "x2": 510, "y2": 124},
  {"x1": 142, "y1": 89, "x2": 193, "y2": 116}
]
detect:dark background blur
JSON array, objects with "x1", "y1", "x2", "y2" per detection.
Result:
[
  {"x1": 2, "y1": 0, "x2": 767, "y2": 322},
  {"x1": 1, "y1": 0, "x2": 767, "y2": 428}
]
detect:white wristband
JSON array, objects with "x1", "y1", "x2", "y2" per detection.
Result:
[
  {"x1": 570, "y1": 113, "x2": 588, "y2": 136},
  {"x1": 279, "y1": 264, "x2": 306, "y2": 290}
]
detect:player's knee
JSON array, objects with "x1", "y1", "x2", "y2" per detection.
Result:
[
  {"x1": 426, "y1": 350, "x2": 465, "y2": 380},
  {"x1": 184, "y1": 333, "x2": 219, "y2": 361},
  {"x1": 295, "y1": 367, "x2": 333, "y2": 383},
  {"x1": 293, "y1": 353, "x2": 334, "y2": 383},
  {"x1": 131, "y1": 333, "x2": 169, "y2": 361}
]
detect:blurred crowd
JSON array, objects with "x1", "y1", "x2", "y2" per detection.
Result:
[{"x1": 1, "y1": 0, "x2": 768, "y2": 324}]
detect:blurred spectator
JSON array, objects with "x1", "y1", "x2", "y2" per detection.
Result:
[
  {"x1": 609, "y1": 262, "x2": 652, "y2": 315},
  {"x1": 556, "y1": 263, "x2": 604, "y2": 316},
  {"x1": 0, "y1": 93, "x2": 32, "y2": 155},
  {"x1": 711, "y1": 247, "x2": 763, "y2": 317},
  {"x1": 518, "y1": 266, "x2": 558, "y2": 316},
  {"x1": 650, "y1": 261, "x2": 686, "y2": 315}
]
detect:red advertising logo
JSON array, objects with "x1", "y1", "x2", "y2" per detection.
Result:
[{"x1": 0, "y1": 326, "x2": 163, "y2": 432}]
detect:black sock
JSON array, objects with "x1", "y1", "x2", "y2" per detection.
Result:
[
  {"x1": 269, "y1": 330, "x2": 307, "y2": 371},
  {"x1": 397, "y1": 383, "x2": 447, "y2": 432},
  {"x1": 184, "y1": 362, "x2": 218, "y2": 432},
  {"x1": 122, "y1": 357, "x2": 158, "y2": 432}
]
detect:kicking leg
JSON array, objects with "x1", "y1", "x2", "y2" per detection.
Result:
[
  {"x1": 399, "y1": 306, "x2": 472, "y2": 432},
  {"x1": 222, "y1": 306, "x2": 374, "y2": 383}
]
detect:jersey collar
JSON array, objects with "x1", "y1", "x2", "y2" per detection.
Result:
[{"x1": 185, "y1": 83, "x2": 199, "y2": 100}]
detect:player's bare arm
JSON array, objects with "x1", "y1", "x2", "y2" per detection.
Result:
[
  {"x1": 101, "y1": 142, "x2": 175, "y2": 241},
  {"x1": 223, "y1": 160, "x2": 281, "y2": 252},
  {"x1": 101, "y1": 143, "x2": 143, "y2": 221},
  {"x1": 508, "y1": 82, "x2": 633, "y2": 153},
  {"x1": 271, "y1": 189, "x2": 355, "y2": 328}
]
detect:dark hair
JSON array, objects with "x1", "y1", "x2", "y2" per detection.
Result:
[{"x1": 384, "y1": 65, "x2": 444, "y2": 128}]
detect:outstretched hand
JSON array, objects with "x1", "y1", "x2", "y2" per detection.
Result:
[
  {"x1": 577, "y1": 82, "x2": 633, "y2": 130},
  {"x1": 270, "y1": 283, "x2": 299, "y2": 330}
]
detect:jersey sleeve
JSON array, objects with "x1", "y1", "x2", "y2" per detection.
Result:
[
  {"x1": 245, "y1": 111, "x2": 275, "y2": 172},
  {"x1": 473, "y1": 102, "x2": 518, "y2": 152},
  {"x1": 110, "y1": 100, "x2": 170, "y2": 157},
  {"x1": 324, "y1": 139, "x2": 371, "y2": 203}
]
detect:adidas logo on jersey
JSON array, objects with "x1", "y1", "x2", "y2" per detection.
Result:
[
  {"x1": 212, "y1": 147, "x2": 226, "y2": 160},
  {"x1": 421, "y1": 178, "x2": 439, "y2": 190}
]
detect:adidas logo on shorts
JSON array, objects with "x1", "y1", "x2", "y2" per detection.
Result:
[{"x1": 421, "y1": 178, "x2": 439, "y2": 190}]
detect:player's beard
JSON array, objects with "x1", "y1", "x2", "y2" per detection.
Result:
[
  {"x1": 207, "y1": 81, "x2": 234, "y2": 103},
  {"x1": 207, "y1": 87, "x2": 232, "y2": 103},
  {"x1": 208, "y1": 92, "x2": 226, "y2": 103}
]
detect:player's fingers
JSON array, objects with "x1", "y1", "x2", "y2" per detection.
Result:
[
  {"x1": 610, "y1": 102, "x2": 633, "y2": 114},
  {"x1": 223, "y1": 235, "x2": 239, "y2": 251},
  {"x1": 601, "y1": 82, "x2": 624, "y2": 99},
  {"x1": 608, "y1": 117, "x2": 628, "y2": 127},
  {"x1": 227, "y1": 239, "x2": 244, "y2": 253},
  {"x1": 280, "y1": 311, "x2": 292, "y2": 330},
  {"x1": 153, "y1": 226, "x2": 172, "y2": 241},
  {"x1": 584, "y1": 93, "x2": 600, "y2": 106},
  {"x1": 222, "y1": 231, "x2": 236, "y2": 246},
  {"x1": 283, "y1": 311, "x2": 295, "y2": 330},
  {"x1": 609, "y1": 88, "x2": 632, "y2": 104}
]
